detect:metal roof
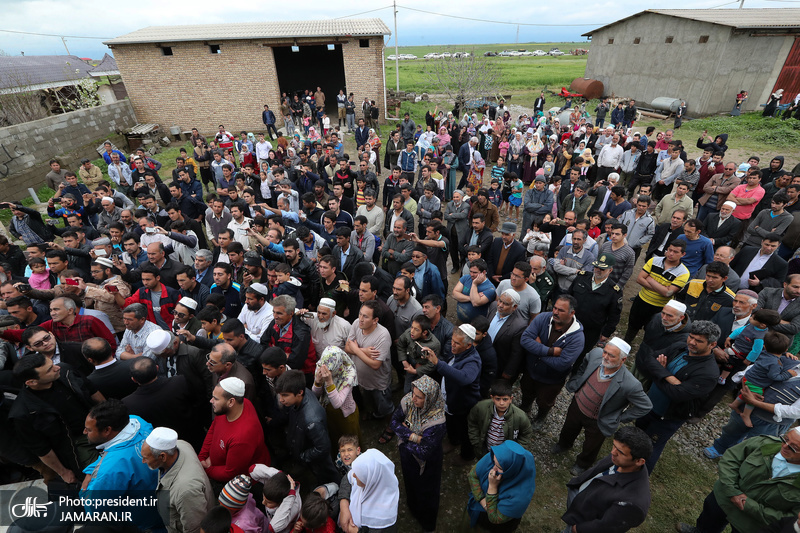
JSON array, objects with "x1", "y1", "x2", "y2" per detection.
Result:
[
  {"x1": 583, "y1": 9, "x2": 800, "y2": 36},
  {"x1": 0, "y1": 55, "x2": 93, "y2": 94},
  {"x1": 105, "y1": 18, "x2": 391, "y2": 45},
  {"x1": 88, "y1": 53, "x2": 119, "y2": 77}
]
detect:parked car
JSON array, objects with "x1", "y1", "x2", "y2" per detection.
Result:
[
  {"x1": 441, "y1": 52, "x2": 452, "y2": 58},
  {"x1": 454, "y1": 52, "x2": 470, "y2": 58},
  {"x1": 549, "y1": 49, "x2": 565, "y2": 56},
  {"x1": 400, "y1": 54, "x2": 418, "y2": 60},
  {"x1": 519, "y1": 51, "x2": 533, "y2": 56},
  {"x1": 532, "y1": 50, "x2": 547, "y2": 56},
  {"x1": 423, "y1": 53, "x2": 440, "y2": 59},
  {"x1": 484, "y1": 51, "x2": 498, "y2": 57},
  {"x1": 498, "y1": 50, "x2": 515, "y2": 57},
  {"x1": 387, "y1": 54, "x2": 397, "y2": 60}
]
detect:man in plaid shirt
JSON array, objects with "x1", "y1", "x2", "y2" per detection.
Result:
[{"x1": 0, "y1": 297, "x2": 117, "y2": 350}]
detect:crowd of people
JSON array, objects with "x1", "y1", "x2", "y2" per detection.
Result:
[{"x1": 1, "y1": 90, "x2": 800, "y2": 533}]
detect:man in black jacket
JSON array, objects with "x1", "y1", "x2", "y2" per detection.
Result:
[
  {"x1": 10, "y1": 352, "x2": 103, "y2": 484},
  {"x1": 82, "y1": 337, "x2": 136, "y2": 400},
  {"x1": 460, "y1": 213, "x2": 494, "y2": 263},
  {"x1": 635, "y1": 320, "x2": 720, "y2": 473},
  {"x1": 730, "y1": 236, "x2": 788, "y2": 292},
  {"x1": 284, "y1": 239, "x2": 320, "y2": 308},
  {"x1": 646, "y1": 209, "x2": 687, "y2": 261},
  {"x1": 0, "y1": 235, "x2": 26, "y2": 278},
  {"x1": 703, "y1": 201, "x2": 742, "y2": 248},
  {"x1": 274, "y1": 369, "x2": 340, "y2": 485},
  {"x1": 260, "y1": 295, "x2": 316, "y2": 386},
  {"x1": 4, "y1": 202, "x2": 54, "y2": 245},
  {"x1": 562, "y1": 426, "x2": 652, "y2": 533}
]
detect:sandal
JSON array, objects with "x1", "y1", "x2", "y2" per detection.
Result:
[{"x1": 378, "y1": 428, "x2": 395, "y2": 444}]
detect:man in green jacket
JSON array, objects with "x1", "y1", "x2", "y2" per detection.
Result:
[
  {"x1": 677, "y1": 430, "x2": 800, "y2": 533},
  {"x1": 468, "y1": 379, "x2": 533, "y2": 457}
]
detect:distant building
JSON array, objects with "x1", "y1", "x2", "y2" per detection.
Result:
[
  {"x1": 105, "y1": 18, "x2": 391, "y2": 133},
  {"x1": 583, "y1": 9, "x2": 800, "y2": 115},
  {"x1": 89, "y1": 54, "x2": 128, "y2": 105}
]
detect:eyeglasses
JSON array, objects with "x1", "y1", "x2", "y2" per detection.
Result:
[
  {"x1": 174, "y1": 312, "x2": 188, "y2": 319},
  {"x1": 31, "y1": 334, "x2": 53, "y2": 348},
  {"x1": 205, "y1": 354, "x2": 222, "y2": 365},
  {"x1": 781, "y1": 434, "x2": 800, "y2": 453}
]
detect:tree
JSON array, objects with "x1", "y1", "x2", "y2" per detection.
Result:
[{"x1": 422, "y1": 53, "x2": 505, "y2": 118}]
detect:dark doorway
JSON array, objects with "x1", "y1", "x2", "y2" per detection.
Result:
[{"x1": 273, "y1": 44, "x2": 346, "y2": 116}]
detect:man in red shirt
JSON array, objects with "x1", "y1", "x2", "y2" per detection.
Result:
[
  {"x1": 198, "y1": 377, "x2": 269, "y2": 489},
  {"x1": 0, "y1": 296, "x2": 116, "y2": 350}
]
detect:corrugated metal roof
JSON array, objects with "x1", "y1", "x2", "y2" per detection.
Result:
[
  {"x1": 88, "y1": 53, "x2": 119, "y2": 76},
  {"x1": 584, "y1": 9, "x2": 800, "y2": 36},
  {"x1": 0, "y1": 55, "x2": 93, "y2": 92},
  {"x1": 105, "y1": 18, "x2": 391, "y2": 45}
]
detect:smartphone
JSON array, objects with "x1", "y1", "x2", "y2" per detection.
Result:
[
  {"x1": 94, "y1": 249, "x2": 107, "y2": 257},
  {"x1": 415, "y1": 341, "x2": 427, "y2": 357},
  {"x1": 145, "y1": 227, "x2": 155, "y2": 234},
  {"x1": 65, "y1": 278, "x2": 79, "y2": 286},
  {"x1": 239, "y1": 228, "x2": 249, "y2": 235},
  {"x1": 16, "y1": 283, "x2": 31, "y2": 292},
  {"x1": 105, "y1": 285, "x2": 119, "y2": 293}
]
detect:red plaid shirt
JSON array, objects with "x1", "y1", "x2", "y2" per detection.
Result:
[{"x1": 1, "y1": 314, "x2": 117, "y2": 350}]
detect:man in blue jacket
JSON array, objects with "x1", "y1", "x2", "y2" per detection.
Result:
[
  {"x1": 410, "y1": 244, "x2": 446, "y2": 302},
  {"x1": 424, "y1": 324, "x2": 481, "y2": 464},
  {"x1": 81, "y1": 399, "x2": 162, "y2": 531},
  {"x1": 261, "y1": 104, "x2": 278, "y2": 140},
  {"x1": 520, "y1": 295, "x2": 585, "y2": 428}
]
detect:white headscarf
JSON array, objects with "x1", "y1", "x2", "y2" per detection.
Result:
[{"x1": 348, "y1": 449, "x2": 399, "y2": 529}]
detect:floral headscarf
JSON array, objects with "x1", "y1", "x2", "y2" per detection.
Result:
[
  {"x1": 317, "y1": 346, "x2": 358, "y2": 392},
  {"x1": 438, "y1": 126, "x2": 451, "y2": 147},
  {"x1": 400, "y1": 375, "x2": 445, "y2": 435}
]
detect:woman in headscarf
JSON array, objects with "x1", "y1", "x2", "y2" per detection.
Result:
[
  {"x1": 494, "y1": 118, "x2": 506, "y2": 138},
  {"x1": 522, "y1": 132, "x2": 543, "y2": 185},
  {"x1": 573, "y1": 139, "x2": 587, "y2": 159},
  {"x1": 502, "y1": 110, "x2": 512, "y2": 124},
  {"x1": 312, "y1": 346, "x2": 361, "y2": 448},
  {"x1": 556, "y1": 139, "x2": 573, "y2": 177},
  {"x1": 367, "y1": 129, "x2": 382, "y2": 175},
  {"x1": 441, "y1": 144, "x2": 459, "y2": 200},
  {"x1": 340, "y1": 449, "x2": 399, "y2": 533},
  {"x1": 466, "y1": 441, "x2": 536, "y2": 531},
  {"x1": 460, "y1": 113, "x2": 471, "y2": 128},
  {"x1": 434, "y1": 110, "x2": 445, "y2": 131},
  {"x1": 390, "y1": 375, "x2": 447, "y2": 532},
  {"x1": 307, "y1": 126, "x2": 321, "y2": 142},
  {"x1": 763, "y1": 88, "x2": 783, "y2": 117},
  {"x1": 507, "y1": 131, "x2": 524, "y2": 179}
]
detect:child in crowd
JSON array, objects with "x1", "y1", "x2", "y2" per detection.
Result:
[
  {"x1": 309, "y1": 435, "x2": 362, "y2": 527},
  {"x1": 501, "y1": 171, "x2": 514, "y2": 215},
  {"x1": 322, "y1": 113, "x2": 330, "y2": 136},
  {"x1": 200, "y1": 506, "x2": 242, "y2": 533},
  {"x1": 498, "y1": 133, "x2": 510, "y2": 159},
  {"x1": 271, "y1": 263, "x2": 304, "y2": 308},
  {"x1": 249, "y1": 465, "x2": 302, "y2": 533},
  {"x1": 293, "y1": 493, "x2": 336, "y2": 533},
  {"x1": 397, "y1": 315, "x2": 442, "y2": 393},
  {"x1": 508, "y1": 172, "x2": 523, "y2": 219},
  {"x1": 467, "y1": 379, "x2": 534, "y2": 457},
  {"x1": 587, "y1": 211, "x2": 603, "y2": 240},
  {"x1": 523, "y1": 215, "x2": 552, "y2": 256},
  {"x1": 721, "y1": 309, "x2": 782, "y2": 385},
  {"x1": 490, "y1": 155, "x2": 506, "y2": 183},
  {"x1": 27, "y1": 257, "x2": 51, "y2": 290},
  {"x1": 542, "y1": 153, "x2": 555, "y2": 180},
  {"x1": 197, "y1": 306, "x2": 224, "y2": 340},
  {"x1": 218, "y1": 475, "x2": 268, "y2": 533},
  {"x1": 730, "y1": 327, "x2": 794, "y2": 428},
  {"x1": 462, "y1": 245, "x2": 483, "y2": 277},
  {"x1": 488, "y1": 179, "x2": 503, "y2": 211}
]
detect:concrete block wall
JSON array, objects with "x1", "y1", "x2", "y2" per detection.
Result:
[
  {"x1": 584, "y1": 12, "x2": 791, "y2": 115},
  {"x1": 110, "y1": 35, "x2": 387, "y2": 136},
  {"x1": 342, "y1": 37, "x2": 387, "y2": 123},
  {"x1": 0, "y1": 100, "x2": 137, "y2": 201}
]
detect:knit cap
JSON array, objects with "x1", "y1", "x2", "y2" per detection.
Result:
[{"x1": 219, "y1": 475, "x2": 251, "y2": 511}]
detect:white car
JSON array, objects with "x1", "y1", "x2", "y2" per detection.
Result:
[
  {"x1": 387, "y1": 55, "x2": 397, "y2": 60},
  {"x1": 423, "y1": 53, "x2": 439, "y2": 59},
  {"x1": 549, "y1": 50, "x2": 565, "y2": 56},
  {"x1": 400, "y1": 54, "x2": 417, "y2": 60},
  {"x1": 441, "y1": 52, "x2": 451, "y2": 58},
  {"x1": 519, "y1": 51, "x2": 533, "y2": 56},
  {"x1": 532, "y1": 50, "x2": 547, "y2": 56},
  {"x1": 498, "y1": 50, "x2": 514, "y2": 57}
]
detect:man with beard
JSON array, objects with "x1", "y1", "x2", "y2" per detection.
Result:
[
  {"x1": 237, "y1": 283, "x2": 274, "y2": 341},
  {"x1": 283, "y1": 238, "x2": 319, "y2": 307},
  {"x1": 199, "y1": 377, "x2": 269, "y2": 488},
  {"x1": 298, "y1": 297, "x2": 351, "y2": 355},
  {"x1": 81, "y1": 258, "x2": 131, "y2": 335}
]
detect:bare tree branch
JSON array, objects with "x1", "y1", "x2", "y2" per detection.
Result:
[{"x1": 422, "y1": 53, "x2": 505, "y2": 115}]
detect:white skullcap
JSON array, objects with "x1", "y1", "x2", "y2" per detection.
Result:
[
  {"x1": 319, "y1": 298, "x2": 337, "y2": 310},
  {"x1": 722, "y1": 201, "x2": 737, "y2": 210},
  {"x1": 502, "y1": 289, "x2": 521, "y2": 305},
  {"x1": 458, "y1": 324, "x2": 477, "y2": 341},
  {"x1": 146, "y1": 427, "x2": 178, "y2": 451},
  {"x1": 146, "y1": 330, "x2": 173, "y2": 355},
  {"x1": 249, "y1": 283, "x2": 269, "y2": 296},
  {"x1": 94, "y1": 257, "x2": 114, "y2": 269},
  {"x1": 220, "y1": 377, "x2": 246, "y2": 398},
  {"x1": 177, "y1": 297, "x2": 198, "y2": 311},
  {"x1": 664, "y1": 300, "x2": 687, "y2": 314},
  {"x1": 606, "y1": 337, "x2": 631, "y2": 356},
  {"x1": 608, "y1": 173, "x2": 620, "y2": 181},
  {"x1": 101, "y1": 196, "x2": 114, "y2": 204}
]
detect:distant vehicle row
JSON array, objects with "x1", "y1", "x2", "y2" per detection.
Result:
[{"x1": 387, "y1": 48, "x2": 572, "y2": 61}]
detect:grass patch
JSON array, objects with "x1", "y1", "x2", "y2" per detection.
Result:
[{"x1": 389, "y1": 42, "x2": 590, "y2": 57}]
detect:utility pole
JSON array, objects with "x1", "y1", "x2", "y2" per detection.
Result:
[
  {"x1": 61, "y1": 37, "x2": 70, "y2": 55},
  {"x1": 516, "y1": 25, "x2": 520, "y2": 44},
  {"x1": 738, "y1": 0, "x2": 745, "y2": 7},
  {"x1": 393, "y1": 0, "x2": 399, "y2": 92}
]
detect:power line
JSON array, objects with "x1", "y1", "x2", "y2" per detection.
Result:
[
  {"x1": 0, "y1": 28, "x2": 110, "y2": 40},
  {"x1": 396, "y1": 5, "x2": 605, "y2": 26},
  {"x1": 333, "y1": 6, "x2": 394, "y2": 19}
]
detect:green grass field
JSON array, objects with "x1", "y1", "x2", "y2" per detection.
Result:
[{"x1": 386, "y1": 41, "x2": 589, "y2": 57}]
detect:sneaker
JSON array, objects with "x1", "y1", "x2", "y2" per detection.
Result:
[
  {"x1": 675, "y1": 523, "x2": 701, "y2": 533},
  {"x1": 703, "y1": 446, "x2": 723, "y2": 460},
  {"x1": 569, "y1": 464, "x2": 587, "y2": 477}
]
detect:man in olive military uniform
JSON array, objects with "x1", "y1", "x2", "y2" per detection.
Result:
[
  {"x1": 568, "y1": 253, "x2": 624, "y2": 372},
  {"x1": 529, "y1": 254, "x2": 555, "y2": 310}
]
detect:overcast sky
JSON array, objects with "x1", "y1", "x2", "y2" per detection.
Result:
[{"x1": 0, "y1": 0, "x2": 782, "y2": 59}]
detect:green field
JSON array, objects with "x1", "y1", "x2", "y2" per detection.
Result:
[{"x1": 386, "y1": 41, "x2": 589, "y2": 57}]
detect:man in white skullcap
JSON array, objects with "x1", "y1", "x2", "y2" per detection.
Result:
[
  {"x1": 142, "y1": 426, "x2": 215, "y2": 533},
  {"x1": 423, "y1": 323, "x2": 482, "y2": 463},
  {"x1": 237, "y1": 282, "x2": 274, "y2": 341},
  {"x1": 199, "y1": 377, "x2": 269, "y2": 488},
  {"x1": 172, "y1": 296, "x2": 201, "y2": 334},
  {"x1": 554, "y1": 337, "x2": 652, "y2": 476},
  {"x1": 636, "y1": 299, "x2": 692, "y2": 366},
  {"x1": 97, "y1": 195, "x2": 122, "y2": 231},
  {"x1": 299, "y1": 297, "x2": 350, "y2": 353},
  {"x1": 84, "y1": 256, "x2": 132, "y2": 334}
]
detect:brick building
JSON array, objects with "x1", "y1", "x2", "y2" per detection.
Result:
[{"x1": 105, "y1": 19, "x2": 390, "y2": 134}]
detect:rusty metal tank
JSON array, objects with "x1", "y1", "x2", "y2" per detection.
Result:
[{"x1": 569, "y1": 78, "x2": 605, "y2": 100}]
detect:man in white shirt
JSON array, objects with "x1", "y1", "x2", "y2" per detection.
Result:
[
  {"x1": 495, "y1": 262, "x2": 541, "y2": 321},
  {"x1": 254, "y1": 134, "x2": 272, "y2": 165},
  {"x1": 108, "y1": 152, "x2": 133, "y2": 196},
  {"x1": 116, "y1": 303, "x2": 162, "y2": 360},
  {"x1": 596, "y1": 134, "x2": 624, "y2": 183},
  {"x1": 227, "y1": 205, "x2": 252, "y2": 250},
  {"x1": 233, "y1": 283, "x2": 273, "y2": 341},
  {"x1": 356, "y1": 189, "x2": 385, "y2": 237}
]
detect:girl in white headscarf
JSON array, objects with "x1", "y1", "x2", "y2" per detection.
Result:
[{"x1": 340, "y1": 449, "x2": 399, "y2": 532}]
